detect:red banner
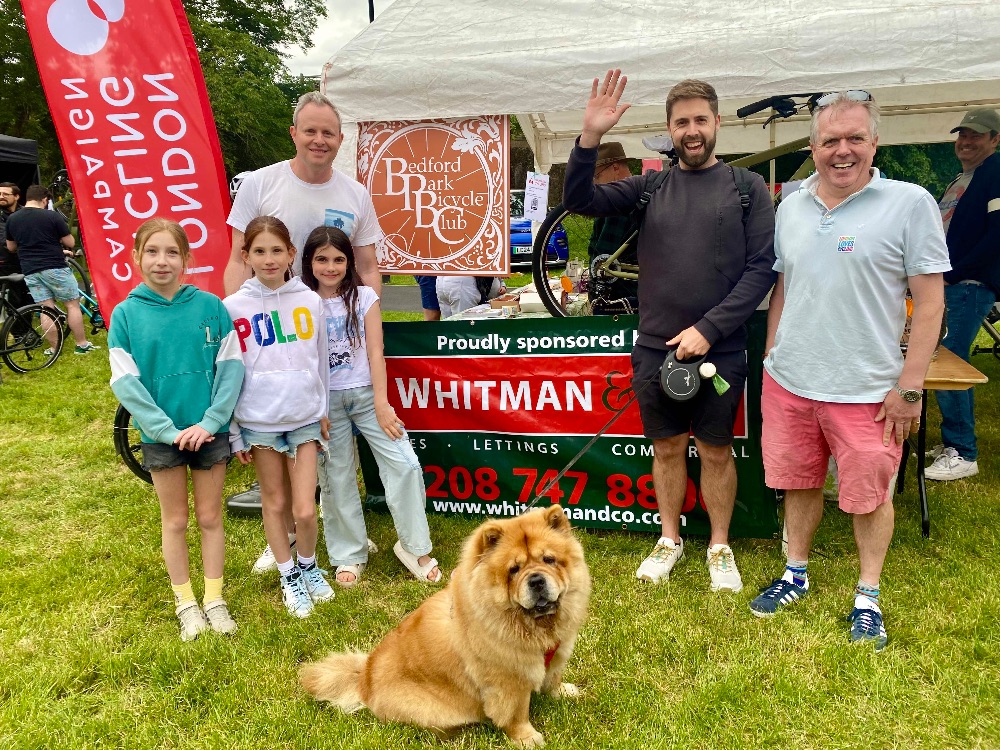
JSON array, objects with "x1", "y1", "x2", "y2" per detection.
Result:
[
  {"x1": 20, "y1": 0, "x2": 230, "y2": 315},
  {"x1": 387, "y1": 354, "x2": 748, "y2": 438}
]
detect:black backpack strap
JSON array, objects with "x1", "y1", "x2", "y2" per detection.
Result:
[
  {"x1": 633, "y1": 167, "x2": 671, "y2": 221},
  {"x1": 731, "y1": 165, "x2": 755, "y2": 229}
]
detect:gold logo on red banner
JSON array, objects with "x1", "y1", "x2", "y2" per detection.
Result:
[{"x1": 358, "y1": 116, "x2": 509, "y2": 275}]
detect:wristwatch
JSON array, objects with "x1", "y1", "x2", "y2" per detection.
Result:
[{"x1": 894, "y1": 383, "x2": 923, "y2": 403}]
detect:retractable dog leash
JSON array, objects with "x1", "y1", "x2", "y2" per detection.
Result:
[
  {"x1": 524, "y1": 352, "x2": 731, "y2": 510},
  {"x1": 524, "y1": 372, "x2": 660, "y2": 510}
]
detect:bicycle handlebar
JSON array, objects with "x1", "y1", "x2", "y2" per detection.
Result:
[{"x1": 736, "y1": 93, "x2": 820, "y2": 119}]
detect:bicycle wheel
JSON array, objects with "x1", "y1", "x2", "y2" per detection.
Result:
[
  {"x1": 531, "y1": 205, "x2": 596, "y2": 317},
  {"x1": 531, "y1": 205, "x2": 641, "y2": 318},
  {"x1": 67, "y1": 257, "x2": 92, "y2": 299},
  {"x1": 114, "y1": 404, "x2": 152, "y2": 484},
  {"x1": 0, "y1": 304, "x2": 66, "y2": 373}
]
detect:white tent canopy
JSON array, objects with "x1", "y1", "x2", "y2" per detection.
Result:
[{"x1": 323, "y1": 0, "x2": 1000, "y2": 174}]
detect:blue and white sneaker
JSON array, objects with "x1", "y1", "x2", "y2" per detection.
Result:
[
  {"x1": 749, "y1": 577, "x2": 808, "y2": 618},
  {"x1": 300, "y1": 564, "x2": 335, "y2": 603},
  {"x1": 848, "y1": 600, "x2": 888, "y2": 651},
  {"x1": 279, "y1": 569, "x2": 314, "y2": 619}
]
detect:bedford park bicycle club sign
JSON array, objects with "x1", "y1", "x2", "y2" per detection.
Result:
[
  {"x1": 359, "y1": 314, "x2": 778, "y2": 538},
  {"x1": 357, "y1": 116, "x2": 509, "y2": 276}
]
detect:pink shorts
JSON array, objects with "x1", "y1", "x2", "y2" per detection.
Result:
[{"x1": 761, "y1": 371, "x2": 901, "y2": 514}]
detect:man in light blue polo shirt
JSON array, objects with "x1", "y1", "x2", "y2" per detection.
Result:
[{"x1": 749, "y1": 92, "x2": 950, "y2": 651}]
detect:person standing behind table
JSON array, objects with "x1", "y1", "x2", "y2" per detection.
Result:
[
  {"x1": 224, "y1": 91, "x2": 383, "y2": 570},
  {"x1": 436, "y1": 275, "x2": 506, "y2": 318},
  {"x1": 586, "y1": 141, "x2": 640, "y2": 312},
  {"x1": 925, "y1": 108, "x2": 1000, "y2": 481},
  {"x1": 0, "y1": 183, "x2": 31, "y2": 337},
  {"x1": 751, "y1": 91, "x2": 949, "y2": 652},
  {"x1": 563, "y1": 71, "x2": 776, "y2": 594},
  {"x1": 4, "y1": 185, "x2": 98, "y2": 354}
]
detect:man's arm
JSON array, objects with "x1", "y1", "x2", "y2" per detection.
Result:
[
  {"x1": 563, "y1": 70, "x2": 642, "y2": 217},
  {"x1": 60, "y1": 233, "x2": 75, "y2": 250},
  {"x1": 354, "y1": 243, "x2": 381, "y2": 295},
  {"x1": 764, "y1": 272, "x2": 785, "y2": 357},
  {"x1": 5, "y1": 239, "x2": 14, "y2": 253},
  {"x1": 224, "y1": 228, "x2": 250, "y2": 296},
  {"x1": 874, "y1": 272, "x2": 944, "y2": 445}
]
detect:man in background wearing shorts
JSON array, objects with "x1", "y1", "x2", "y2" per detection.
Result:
[
  {"x1": 4, "y1": 185, "x2": 98, "y2": 354},
  {"x1": 752, "y1": 91, "x2": 949, "y2": 651}
]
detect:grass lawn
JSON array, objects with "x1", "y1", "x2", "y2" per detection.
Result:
[{"x1": 1, "y1": 325, "x2": 999, "y2": 749}]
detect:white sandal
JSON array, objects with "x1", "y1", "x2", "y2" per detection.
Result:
[
  {"x1": 393, "y1": 541, "x2": 443, "y2": 583},
  {"x1": 335, "y1": 563, "x2": 366, "y2": 589}
]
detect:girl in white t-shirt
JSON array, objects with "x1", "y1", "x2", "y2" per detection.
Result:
[{"x1": 301, "y1": 226, "x2": 443, "y2": 588}]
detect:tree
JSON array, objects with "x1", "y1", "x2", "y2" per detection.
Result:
[
  {"x1": 0, "y1": 4, "x2": 60, "y2": 177},
  {"x1": 0, "y1": 0, "x2": 325, "y2": 179}
]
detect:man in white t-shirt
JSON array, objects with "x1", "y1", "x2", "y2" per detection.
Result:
[
  {"x1": 224, "y1": 92, "x2": 383, "y2": 294},
  {"x1": 750, "y1": 91, "x2": 949, "y2": 651}
]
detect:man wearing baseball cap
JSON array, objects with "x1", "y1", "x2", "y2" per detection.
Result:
[{"x1": 927, "y1": 108, "x2": 1000, "y2": 481}]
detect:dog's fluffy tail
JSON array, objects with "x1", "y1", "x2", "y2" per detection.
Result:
[{"x1": 299, "y1": 651, "x2": 368, "y2": 713}]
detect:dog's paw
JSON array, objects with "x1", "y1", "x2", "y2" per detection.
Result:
[
  {"x1": 509, "y1": 729, "x2": 545, "y2": 748},
  {"x1": 554, "y1": 682, "x2": 580, "y2": 699}
]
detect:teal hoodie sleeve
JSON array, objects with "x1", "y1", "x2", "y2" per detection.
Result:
[
  {"x1": 108, "y1": 303, "x2": 181, "y2": 445},
  {"x1": 195, "y1": 301, "x2": 245, "y2": 435}
]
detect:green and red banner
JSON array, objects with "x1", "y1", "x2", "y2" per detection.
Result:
[{"x1": 361, "y1": 314, "x2": 778, "y2": 538}]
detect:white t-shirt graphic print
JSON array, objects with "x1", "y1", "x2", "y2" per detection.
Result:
[{"x1": 323, "y1": 286, "x2": 379, "y2": 390}]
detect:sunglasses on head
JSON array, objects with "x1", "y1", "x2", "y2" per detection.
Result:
[{"x1": 812, "y1": 90, "x2": 873, "y2": 111}]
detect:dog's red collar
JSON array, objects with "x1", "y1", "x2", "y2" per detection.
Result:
[{"x1": 544, "y1": 643, "x2": 560, "y2": 668}]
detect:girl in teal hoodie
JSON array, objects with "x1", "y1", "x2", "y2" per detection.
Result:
[{"x1": 109, "y1": 218, "x2": 245, "y2": 642}]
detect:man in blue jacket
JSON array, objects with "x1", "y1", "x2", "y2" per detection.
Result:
[{"x1": 927, "y1": 108, "x2": 1000, "y2": 481}]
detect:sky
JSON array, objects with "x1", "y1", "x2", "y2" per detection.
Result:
[{"x1": 284, "y1": 0, "x2": 399, "y2": 77}]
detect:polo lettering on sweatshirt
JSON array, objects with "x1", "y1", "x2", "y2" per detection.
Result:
[{"x1": 233, "y1": 307, "x2": 315, "y2": 351}]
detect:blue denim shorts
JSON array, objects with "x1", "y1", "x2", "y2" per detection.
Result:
[
  {"x1": 241, "y1": 422, "x2": 326, "y2": 458},
  {"x1": 25, "y1": 267, "x2": 80, "y2": 303},
  {"x1": 415, "y1": 275, "x2": 440, "y2": 311},
  {"x1": 141, "y1": 434, "x2": 231, "y2": 472}
]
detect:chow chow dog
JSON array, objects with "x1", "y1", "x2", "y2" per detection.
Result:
[{"x1": 299, "y1": 505, "x2": 591, "y2": 746}]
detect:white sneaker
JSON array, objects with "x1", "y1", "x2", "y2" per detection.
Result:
[
  {"x1": 279, "y1": 569, "x2": 314, "y2": 619},
  {"x1": 706, "y1": 544, "x2": 744, "y2": 593},
  {"x1": 925, "y1": 447, "x2": 979, "y2": 481},
  {"x1": 636, "y1": 537, "x2": 684, "y2": 583},
  {"x1": 203, "y1": 600, "x2": 238, "y2": 634},
  {"x1": 300, "y1": 565, "x2": 335, "y2": 603},
  {"x1": 176, "y1": 602, "x2": 209, "y2": 642},
  {"x1": 252, "y1": 534, "x2": 296, "y2": 574}
]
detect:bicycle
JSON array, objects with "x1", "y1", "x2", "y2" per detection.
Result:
[
  {"x1": 114, "y1": 404, "x2": 152, "y2": 483},
  {"x1": 971, "y1": 303, "x2": 1000, "y2": 361},
  {"x1": 530, "y1": 93, "x2": 820, "y2": 318},
  {"x1": 0, "y1": 273, "x2": 66, "y2": 372}
]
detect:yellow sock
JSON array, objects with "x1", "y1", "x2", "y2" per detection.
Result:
[
  {"x1": 203, "y1": 576, "x2": 224, "y2": 606},
  {"x1": 172, "y1": 580, "x2": 196, "y2": 610}
]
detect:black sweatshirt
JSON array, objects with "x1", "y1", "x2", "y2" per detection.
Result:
[{"x1": 563, "y1": 140, "x2": 776, "y2": 353}]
